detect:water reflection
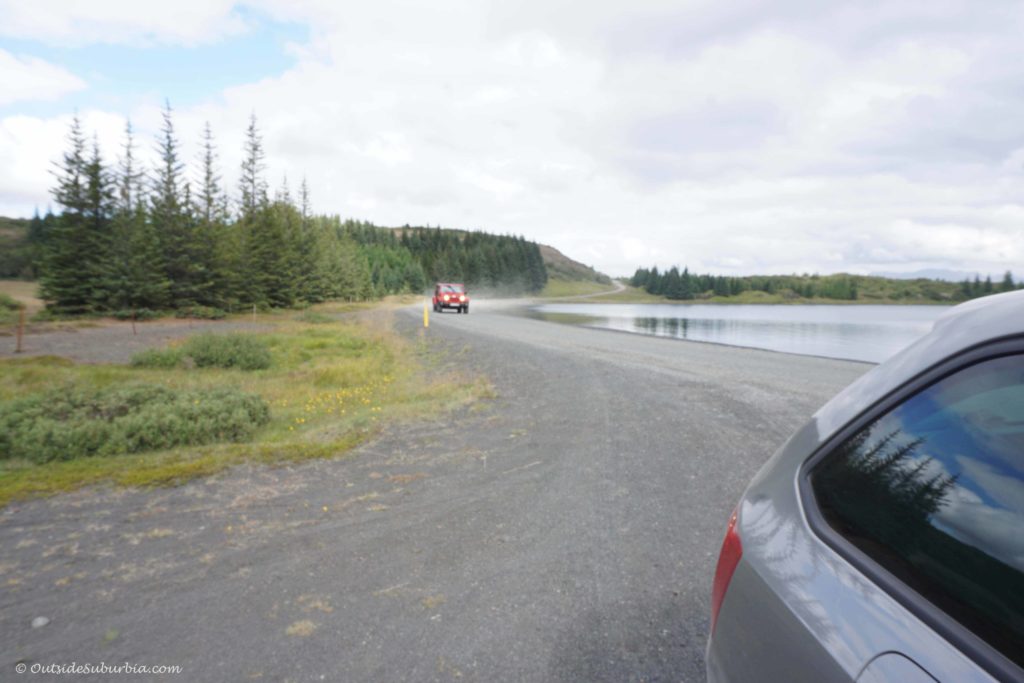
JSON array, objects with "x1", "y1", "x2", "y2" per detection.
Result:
[{"x1": 529, "y1": 304, "x2": 945, "y2": 363}]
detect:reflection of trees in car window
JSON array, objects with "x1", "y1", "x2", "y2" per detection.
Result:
[{"x1": 812, "y1": 354, "x2": 1024, "y2": 669}]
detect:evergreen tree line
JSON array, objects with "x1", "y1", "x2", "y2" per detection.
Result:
[
  {"x1": 39, "y1": 106, "x2": 369, "y2": 314},
  {"x1": 310, "y1": 220, "x2": 547, "y2": 295},
  {"x1": 631, "y1": 265, "x2": 1020, "y2": 302},
  {"x1": 957, "y1": 273, "x2": 1019, "y2": 300},
  {"x1": 35, "y1": 106, "x2": 548, "y2": 315}
]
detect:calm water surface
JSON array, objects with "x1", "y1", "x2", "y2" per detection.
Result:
[{"x1": 529, "y1": 303, "x2": 949, "y2": 363}]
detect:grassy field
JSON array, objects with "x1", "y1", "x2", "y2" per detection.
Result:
[
  {"x1": 0, "y1": 307, "x2": 489, "y2": 507},
  {"x1": 577, "y1": 283, "x2": 666, "y2": 303},
  {"x1": 0, "y1": 279, "x2": 42, "y2": 325}
]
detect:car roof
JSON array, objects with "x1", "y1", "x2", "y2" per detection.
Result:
[{"x1": 814, "y1": 289, "x2": 1024, "y2": 439}]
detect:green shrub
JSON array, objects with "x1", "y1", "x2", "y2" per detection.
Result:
[
  {"x1": 295, "y1": 311, "x2": 332, "y2": 324},
  {"x1": 181, "y1": 334, "x2": 272, "y2": 370},
  {"x1": 30, "y1": 308, "x2": 60, "y2": 322},
  {"x1": 0, "y1": 293, "x2": 21, "y2": 311},
  {"x1": 130, "y1": 348, "x2": 184, "y2": 369},
  {"x1": 175, "y1": 306, "x2": 227, "y2": 320},
  {"x1": 130, "y1": 334, "x2": 271, "y2": 371},
  {"x1": 0, "y1": 383, "x2": 270, "y2": 463},
  {"x1": 112, "y1": 308, "x2": 161, "y2": 321}
]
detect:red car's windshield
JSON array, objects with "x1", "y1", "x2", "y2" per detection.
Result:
[{"x1": 439, "y1": 285, "x2": 464, "y2": 293}]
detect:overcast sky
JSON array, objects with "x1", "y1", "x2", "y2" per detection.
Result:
[{"x1": 1, "y1": 1, "x2": 1023, "y2": 278}]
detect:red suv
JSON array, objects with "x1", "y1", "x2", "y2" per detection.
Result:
[{"x1": 433, "y1": 283, "x2": 469, "y2": 314}]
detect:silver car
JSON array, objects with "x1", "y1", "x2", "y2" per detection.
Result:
[{"x1": 706, "y1": 289, "x2": 1024, "y2": 683}]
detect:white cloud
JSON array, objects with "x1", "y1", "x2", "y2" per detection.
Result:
[
  {"x1": 0, "y1": 50, "x2": 87, "y2": 106},
  {"x1": 0, "y1": 0, "x2": 246, "y2": 47},
  {"x1": 2, "y1": 0, "x2": 1024, "y2": 277}
]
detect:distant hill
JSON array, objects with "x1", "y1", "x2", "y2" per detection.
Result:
[{"x1": 538, "y1": 244, "x2": 611, "y2": 284}]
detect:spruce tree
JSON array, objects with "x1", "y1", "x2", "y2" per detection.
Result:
[
  {"x1": 103, "y1": 121, "x2": 170, "y2": 311},
  {"x1": 239, "y1": 113, "x2": 267, "y2": 218},
  {"x1": 40, "y1": 116, "x2": 96, "y2": 313},
  {"x1": 151, "y1": 101, "x2": 207, "y2": 306},
  {"x1": 1000, "y1": 271, "x2": 1014, "y2": 293}
]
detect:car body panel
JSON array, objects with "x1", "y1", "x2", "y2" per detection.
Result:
[
  {"x1": 707, "y1": 290, "x2": 1024, "y2": 683},
  {"x1": 858, "y1": 654, "x2": 938, "y2": 683}
]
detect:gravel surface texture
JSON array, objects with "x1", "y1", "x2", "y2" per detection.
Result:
[
  {"x1": 1, "y1": 320, "x2": 273, "y2": 364},
  {"x1": 0, "y1": 301, "x2": 869, "y2": 682}
]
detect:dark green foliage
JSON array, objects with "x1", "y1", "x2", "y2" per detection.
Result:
[
  {"x1": 0, "y1": 213, "x2": 53, "y2": 278},
  {"x1": 151, "y1": 103, "x2": 210, "y2": 306},
  {"x1": 40, "y1": 117, "x2": 107, "y2": 314},
  {"x1": 0, "y1": 383, "x2": 270, "y2": 463},
  {"x1": 0, "y1": 293, "x2": 21, "y2": 325},
  {"x1": 34, "y1": 109, "x2": 548, "y2": 314},
  {"x1": 174, "y1": 305, "x2": 227, "y2": 320},
  {"x1": 102, "y1": 121, "x2": 172, "y2": 312},
  {"x1": 0, "y1": 293, "x2": 20, "y2": 311},
  {"x1": 342, "y1": 221, "x2": 547, "y2": 295},
  {"x1": 112, "y1": 308, "x2": 160, "y2": 321}
]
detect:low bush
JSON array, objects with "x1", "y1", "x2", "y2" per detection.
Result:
[
  {"x1": 295, "y1": 311, "x2": 333, "y2": 324},
  {"x1": 0, "y1": 293, "x2": 21, "y2": 324},
  {"x1": 130, "y1": 348, "x2": 184, "y2": 369},
  {"x1": 182, "y1": 334, "x2": 272, "y2": 370},
  {"x1": 30, "y1": 308, "x2": 60, "y2": 322},
  {"x1": 131, "y1": 334, "x2": 272, "y2": 371},
  {"x1": 175, "y1": 306, "x2": 227, "y2": 320},
  {"x1": 0, "y1": 383, "x2": 270, "y2": 463},
  {"x1": 0, "y1": 293, "x2": 21, "y2": 311}
]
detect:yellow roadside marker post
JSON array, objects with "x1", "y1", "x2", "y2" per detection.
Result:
[{"x1": 423, "y1": 299, "x2": 429, "y2": 328}]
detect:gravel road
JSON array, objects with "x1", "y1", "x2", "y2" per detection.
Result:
[{"x1": 0, "y1": 300, "x2": 868, "y2": 682}]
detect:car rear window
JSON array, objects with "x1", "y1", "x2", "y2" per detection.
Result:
[{"x1": 811, "y1": 354, "x2": 1024, "y2": 669}]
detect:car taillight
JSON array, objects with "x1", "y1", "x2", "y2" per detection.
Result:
[{"x1": 710, "y1": 507, "x2": 742, "y2": 633}]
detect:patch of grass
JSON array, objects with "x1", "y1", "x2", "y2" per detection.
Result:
[
  {"x1": 130, "y1": 348, "x2": 184, "y2": 369},
  {"x1": 0, "y1": 292, "x2": 20, "y2": 311},
  {"x1": 184, "y1": 333, "x2": 272, "y2": 370},
  {"x1": 0, "y1": 383, "x2": 270, "y2": 463},
  {"x1": 0, "y1": 313, "x2": 485, "y2": 506},
  {"x1": 581, "y1": 284, "x2": 666, "y2": 303},
  {"x1": 131, "y1": 333, "x2": 272, "y2": 371},
  {"x1": 0, "y1": 292, "x2": 21, "y2": 325},
  {"x1": 0, "y1": 280, "x2": 42, "y2": 314},
  {"x1": 295, "y1": 310, "x2": 334, "y2": 324}
]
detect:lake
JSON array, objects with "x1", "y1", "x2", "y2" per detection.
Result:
[{"x1": 527, "y1": 303, "x2": 949, "y2": 363}]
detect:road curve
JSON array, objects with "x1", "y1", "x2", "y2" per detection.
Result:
[{"x1": 1, "y1": 300, "x2": 868, "y2": 682}]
